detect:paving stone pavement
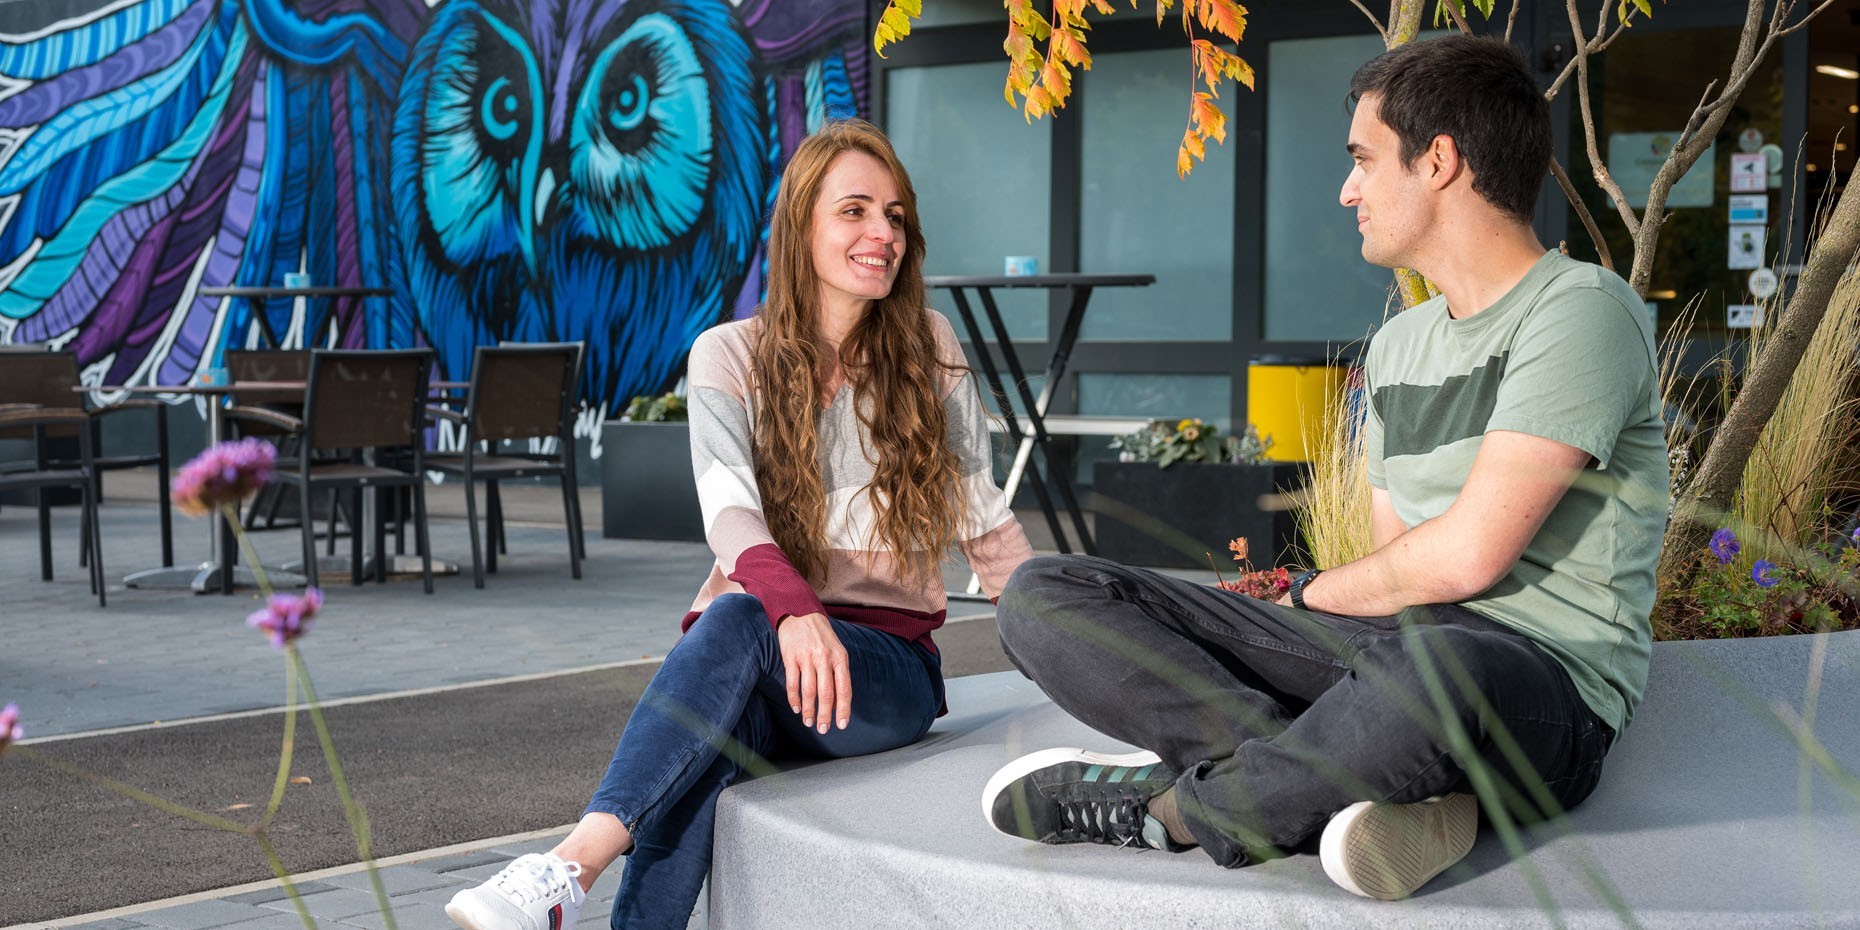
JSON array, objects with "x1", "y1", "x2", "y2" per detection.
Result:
[{"x1": 2, "y1": 476, "x2": 1026, "y2": 929}]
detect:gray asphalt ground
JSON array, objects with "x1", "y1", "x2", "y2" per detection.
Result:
[{"x1": 0, "y1": 470, "x2": 1070, "y2": 929}]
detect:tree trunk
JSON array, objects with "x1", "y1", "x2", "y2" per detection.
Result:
[{"x1": 1658, "y1": 176, "x2": 1860, "y2": 589}]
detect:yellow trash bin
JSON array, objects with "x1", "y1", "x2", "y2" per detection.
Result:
[{"x1": 1247, "y1": 356, "x2": 1345, "y2": 462}]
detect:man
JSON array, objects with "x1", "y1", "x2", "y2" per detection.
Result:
[{"x1": 984, "y1": 35, "x2": 1668, "y2": 900}]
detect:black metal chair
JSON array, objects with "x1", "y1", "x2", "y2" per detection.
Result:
[
  {"x1": 0, "y1": 404, "x2": 106, "y2": 605},
  {"x1": 226, "y1": 349, "x2": 437, "y2": 593},
  {"x1": 425, "y1": 342, "x2": 585, "y2": 588},
  {"x1": 223, "y1": 349, "x2": 319, "y2": 533},
  {"x1": 0, "y1": 347, "x2": 172, "y2": 567}
]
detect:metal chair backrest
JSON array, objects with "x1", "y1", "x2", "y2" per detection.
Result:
[
  {"x1": 226, "y1": 349, "x2": 312, "y2": 407},
  {"x1": 0, "y1": 348, "x2": 80, "y2": 440},
  {"x1": 466, "y1": 342, "x2": 583, "y2": 444},
  {"x1": 302, "y1": 349, "x2": 433, "y2": 453}
]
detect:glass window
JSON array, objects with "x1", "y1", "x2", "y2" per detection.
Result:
[
  {"x1": 1075, "y1": 372, "x2": 1231, "y2": 480},
  {"x1": 1563, "y1": 27, "x2": 1786, "y2": 339},
  {"x1": 1079, "y1": 47, "x2": 1235, "y2": 342},
  {"x1": 1263, "y1": 32, "x2": 1407, "y2": 342},
  {"x1": 887, "y1": 64, "x2": 1052, "y2": 341}
]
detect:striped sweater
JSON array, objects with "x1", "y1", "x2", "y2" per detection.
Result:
[{"x1": 682, "y1": 309, "x2": 1034, "y2": 651}]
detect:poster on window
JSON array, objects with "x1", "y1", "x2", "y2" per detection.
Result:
[
  {"x1": 1607, "y1": 132, "x2": 1715, "y2": 208},
  {"x1": 1728, "y1": 225, "x2": 1766, "y2": 270},
  {"x1": 1730, "y1": 153, "x2": 1767, "y2": 193}
]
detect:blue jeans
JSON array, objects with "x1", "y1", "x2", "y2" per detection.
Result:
[
  {"x1": 584, "y1": 593, "x2": 943, "y2": 929},
  {"x1": 997, "y1": 556, "x2": 1614, "y2": 868}
]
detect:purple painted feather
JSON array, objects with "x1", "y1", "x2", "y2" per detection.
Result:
[
  {"x1": 839, "y1": 35, "x2": 868, "y2": 116},
  {"x1": 68, "y1": 212, "x2": 180, "y2": 369},
  {"x1": 158, "y1": 70, "x2": 269, "y2": 383},
  {"x1": 328, "y1": 70, "x2": 366, "y2": 348},
  {"x1": 738, "y1": 0, "x2": 863, "y2": 64},
  {"x1": 0, "y1": 0, "x2": 215, "y2": 130},
  {"x1": 18, "y1": 166, "x2": 199, "y2": 343}
]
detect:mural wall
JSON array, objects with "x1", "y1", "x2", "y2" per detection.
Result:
[{"x1": 0, "y1": 0, "x2": 867, "y2": 422}]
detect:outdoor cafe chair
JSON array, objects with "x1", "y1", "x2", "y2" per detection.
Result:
[
  {"x1": 425, "y1": 342, "x2": 585, "y2": 588},
  {"x1": 223, "y1": 349, "x2": 331, "y2": 535},
  {"x1": 225, "y1": 349, "x2": 437, "y2": 593},
  {"x1": 0, "y1": 346, "x2": 173, "y2": 568},
  {"x1": 0, "y1": 404, "x2": 106, "y2": 606}
]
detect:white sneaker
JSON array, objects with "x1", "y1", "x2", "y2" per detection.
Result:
[
  {"x1": 445, "y1": 852, "x2": 586, "y2": 930},
  {"x1": 1319, "y1": 794, "x2": 1478, "y2": 900}
]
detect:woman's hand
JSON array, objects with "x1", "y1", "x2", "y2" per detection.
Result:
[{"x1": 778, "y1": 613, "x2": 851, "y2": 734}]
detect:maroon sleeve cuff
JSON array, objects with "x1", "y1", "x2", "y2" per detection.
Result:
[{"x1": 727, "y1": 543, "x2": 826, "y2": 629}]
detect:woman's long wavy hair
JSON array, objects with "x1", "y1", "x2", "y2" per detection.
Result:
[{"x1": 751, "y1": 119, "x2": 963, "y2": 588}]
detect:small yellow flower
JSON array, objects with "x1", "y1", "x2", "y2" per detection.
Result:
[{"x1": 1176, "y1": 418, "x2": 1196, "y2": 433}]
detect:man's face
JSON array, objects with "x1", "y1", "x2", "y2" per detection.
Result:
[{"x1": 1340, "y1": 95, "x2": 1432, "y2": 269}]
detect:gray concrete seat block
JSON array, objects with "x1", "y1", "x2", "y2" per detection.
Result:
[{"x1": 711, "y1": 631, "x2": 1860, "y2": 930}]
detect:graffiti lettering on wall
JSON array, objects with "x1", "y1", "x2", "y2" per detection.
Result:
[{"x1": 0, "y1": 0, "x2": 865, "y2": 442}]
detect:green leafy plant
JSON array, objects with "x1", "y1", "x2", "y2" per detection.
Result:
[
  {"x1": 623, "y1": 392, "x2": 688, "y2": 423},
  {"x1": 1111, "y1": 417, "x2": 1273, "y2": 469},
  {"x1": 1659, "y1": 526, "x2": 1860, "y2": 639}
]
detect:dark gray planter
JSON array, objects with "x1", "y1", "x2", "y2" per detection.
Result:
[
  {"x1": 601, "y1": 421, "x2": 704, "y2": 542},
  {"x1": 1090, "y1": 461, "x2": 1305, "y2": 569}
]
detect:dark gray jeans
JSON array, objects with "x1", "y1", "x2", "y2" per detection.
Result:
[{"x1": 996, "y1": 555, "x2": 1615, "y2": 868}]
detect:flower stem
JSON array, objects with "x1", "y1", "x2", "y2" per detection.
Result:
[
  {"x1": 221, "y1": 501, "x2": 274, "y2": 595},
  {"x1": 253, "y1": 831, "x2": 320, "y2": 930},
  {"x1": 292, "y1": 648, "x2": 399, "y2": 930},
  {"x1": 261, "y1": 649, "x2": 302, "y2": 827},
  {"x1": 13, "y1": 746, "x2": 247, "y2": 832}
]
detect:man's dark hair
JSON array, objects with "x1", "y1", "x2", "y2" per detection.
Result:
[{"x1": 1348, "y1": 35, "x2": 1550, "y2": 221}]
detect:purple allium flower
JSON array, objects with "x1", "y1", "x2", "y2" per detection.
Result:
[
  {"x1": 1709, "y1": 528, "x2": 1740, "y2": 565},
  {"x1": 247, "y1": 588, "x2": 322, "y2": 648},
  {"x1": 1852, "y1": 526, "x2": 1860, "y2": 545},
  {"x1": 172, "y1": 439, "x2": 276, "y2": 517},
  {"x1": 0, "y1": 702, "x2": 21, "y2": 752},
  {"x1": 1751, "y1": 560, "x2": 1779, "y2": 589}
]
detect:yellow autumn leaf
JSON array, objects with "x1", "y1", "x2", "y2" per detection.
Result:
[{"x1": 289, "y1": 775, "x2": 313, "y2": 785}]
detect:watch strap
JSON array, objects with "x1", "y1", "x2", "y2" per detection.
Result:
[{"x1": 1289, "y1": 568, "x2": 1323, "y2": 610}]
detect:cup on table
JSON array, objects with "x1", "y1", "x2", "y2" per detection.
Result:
[
  {"x1": 283, "y1": 272, "x2": 311, "y2": 289},
  {"x1": 1004, "y1": 256, "x2": 1039, "y2": 277}
]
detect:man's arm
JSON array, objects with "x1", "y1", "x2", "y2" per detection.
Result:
[
  {"x1": 1294, "y1": 430, "x2": 1593, "y2": 616},
  {"x1": 1369, "y1": 487, "x2": 1406, "y2": 552}
]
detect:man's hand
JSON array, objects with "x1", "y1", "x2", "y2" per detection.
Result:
[{"x1": 778, "y1": 612, "x2": 850, "y2": 734}]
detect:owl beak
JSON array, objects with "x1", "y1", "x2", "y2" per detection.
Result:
[{"x1": 519, "y1": 167, "x2": 560, "y2": 274}]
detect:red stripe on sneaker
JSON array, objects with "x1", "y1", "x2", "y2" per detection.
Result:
[{"x1": 549, "y1": 903, "x2": 562, "y2": 930}]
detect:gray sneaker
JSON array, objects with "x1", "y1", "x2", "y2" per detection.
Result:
[
  {"x1": 982, "y1": 747, "x2": 1182, "y2": 850},
  {"x1": 444, "y1": 852, "x2": 585, "y2": 930},
  {"x1": 1320, "y1": 794, "x2": 1478, "y2": 900}
]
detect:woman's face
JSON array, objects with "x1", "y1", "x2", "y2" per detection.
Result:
[{"x1": 810, "y1": 150, "x2": 905, "y2": 317}]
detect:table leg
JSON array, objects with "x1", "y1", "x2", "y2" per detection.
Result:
[{"x1": 946, "y1": 288, "x2": 1069, "y2": 553}]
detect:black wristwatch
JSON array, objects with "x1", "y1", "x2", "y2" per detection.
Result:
[{"x1": 1289, "y1": 568, "x2": 1323, "y2": 610}]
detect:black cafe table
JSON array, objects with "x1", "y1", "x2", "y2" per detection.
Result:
[
  {"x1": 925, "y1": 273, "x2": 1155, "y2": 558},
  {"x1": 199, "y1": 285, "x2": 393, "y2": 348}
]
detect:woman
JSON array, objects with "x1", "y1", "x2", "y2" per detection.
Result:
[{"x1": 445, "y1": 119, "x2": 1033, "y2": 930}]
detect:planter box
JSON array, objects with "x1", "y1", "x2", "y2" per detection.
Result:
[
  {"x1": 601, "y1": 421, "x2": 705, "y2": 542},
  {"x1": 1090, "y1": 461, "x2": 1305, "y2": 569}
]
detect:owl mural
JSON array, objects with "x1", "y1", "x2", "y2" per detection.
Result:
[{"x1": 0, "y1": 0, "x2": 865, "y2": 416}]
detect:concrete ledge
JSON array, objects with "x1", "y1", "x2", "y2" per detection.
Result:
[{"x1": 711, "y1": 630, "x2": 1860, "y2": 929}]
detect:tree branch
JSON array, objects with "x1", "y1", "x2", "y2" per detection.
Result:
[
  {"x1": 1567, "y1": 0, "x2": 1640, "y2": 239},
  {"x1": 1347, "y1": 0, "x2": 1389, "y2": 44},
  {"x1": 1550, "y1": 156, "x2": 1613, "y2": 271},
  {"x1": 1505, "y1": 0, "x2": 1521, "y2": 45},
  {"x1": 1442, "y1": 0, "x2": 1473, "y2": 35}
]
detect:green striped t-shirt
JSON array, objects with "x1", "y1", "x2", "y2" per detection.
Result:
[{"x1": 1362, "y1": 251, "x2": 1669, "y2": 731}]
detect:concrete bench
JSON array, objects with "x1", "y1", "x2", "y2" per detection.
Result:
[{"x1": 711, "y1": 629, "x2": 1860, "y2": 929}]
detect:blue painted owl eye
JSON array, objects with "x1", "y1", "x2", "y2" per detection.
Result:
[
  {"x1": 417, "y1": 10, "x2": 543, "y2": 265},
  {"x1": 571, "y1": 12, "x2": 712, "y2": 250},
  {"x1": 609, "y1": 75, "x2": 650, "y2": 133},
  {"x1": 482, "y1": 76, "x2": 523, "y2": 141}
]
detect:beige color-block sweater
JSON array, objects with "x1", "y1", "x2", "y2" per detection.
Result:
[{"x1": 681, "y1": 309, "x2": 1033, "y2": 653}]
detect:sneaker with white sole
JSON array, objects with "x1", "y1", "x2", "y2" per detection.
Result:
[
  {"x1": 982, "y1": 747, "x2": 1183, "y2": 850},
  {"x1": 1320, "y1": 794, "x2": 1478, "y2": 900},
  {"x1": 444, "y1": 852, "x2": 585, "y2": 930}
]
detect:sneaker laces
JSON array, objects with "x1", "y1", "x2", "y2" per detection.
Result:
[
  {"x1": 492, "y1": 855, "x2": 582, "y2": 907},
  {"x1": 1057, "y1": 790, "x2": 1151, "y2": 847}
]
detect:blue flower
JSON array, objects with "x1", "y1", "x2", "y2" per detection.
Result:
[
  {"x1": 1709, "y1": 528, "x2": 1740, "y2": 565},
  {"x1": 1752, "y1": 559, "x2": 1779, "y2": 589}
]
